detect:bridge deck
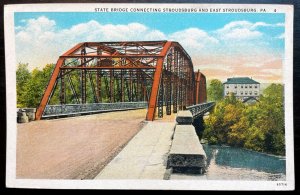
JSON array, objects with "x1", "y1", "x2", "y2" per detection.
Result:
[{"x1": 16, "y1": 109, "x2": 148, "y2": 179}]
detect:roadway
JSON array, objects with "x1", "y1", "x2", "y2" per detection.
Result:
[{"x1": 16, "y1": 109, "x2": 148, "y2": 179}]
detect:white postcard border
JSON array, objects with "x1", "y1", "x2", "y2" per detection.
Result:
[{"x1": 4, "y1": 3, "x2": 295, "y2": 190}]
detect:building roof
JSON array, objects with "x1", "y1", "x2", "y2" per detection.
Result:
[{"x1": 223, "y1": 77, "x2": 260, "y2": 84}]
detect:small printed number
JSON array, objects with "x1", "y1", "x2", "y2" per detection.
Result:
[{"x1": 277, "y1": 183, "x2": 287, "y2": 186}]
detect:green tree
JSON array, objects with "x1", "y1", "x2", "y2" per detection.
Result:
[
  {"x1": 203, "y1": 93, "x2": 246, "y2": 145},
  {"x1": 22, "y1": 64, "x2": 57, "y2": 108},
  {"x1": 16, "y1": 63, "x2": 31, "y2": 107},
  {"x1": 207, "y1": 79, "x2": 224, "y2": 101},
  {"x1": 203, "y1": 83, "x2": 285, "y2": 155},
  {"x1": 256, "y1": 84, "x2": 285, "y2": 155}
]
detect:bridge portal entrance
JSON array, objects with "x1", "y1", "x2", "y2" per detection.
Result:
[{"x1": 35, "y1": 41, "x2": 207, "y2": 120}]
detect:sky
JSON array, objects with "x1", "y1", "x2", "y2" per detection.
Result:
[{"x1": 14, "y1": 12, "x2": 285, "y2": 83}]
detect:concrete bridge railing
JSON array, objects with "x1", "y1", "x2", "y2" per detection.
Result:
[
  {"x1": 186, "y1": 101, "x2": 215, "y2": 118},
  {"x1": 42, "y1": 102, "x2": 148, "y2": 118},
  {"x1": 167, "y1": 110, "x2": 207, "y2": 174}
]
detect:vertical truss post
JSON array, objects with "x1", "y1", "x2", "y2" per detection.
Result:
[
  {"x1": 130, "y1": 70, "x2": 133, "y2": 102},
  {"x1": 182, "y1": 59, "x2": 187, "y2": 109},
  {"x1": 60, "y1": 70, "x2": 65, "y2": 104},
  {"x1": 140, "y1": 75, "x2": 143, "y2": 102},
  {"x1": 81, "y1": 48, "x2": 87, "y2": 104},
  {"x1": 173, "y1": 49, "x2": 178, "y2": 113},
  {"x1": 158, "y1": 74, "x2": 164, "y2": 118},
  {"x1": 121, "y1": 70, "x2": 124, "y2": 102},
  {"x1": 125, "y1": 76, "x2": 130, "y2": 102},
  {"x1": 141, "y1": 72, "x2": 147, "y2": 102},
  {"x1": 178, "y1": 54, "x2": 183, "y2": 110},
  {"x1": 67, "y1": 74, "x2": 79, "y2": 104},
  {"x1": 191, "y1": 67, "x2": 196, "y2": 105},
  {"x1": 187, "y1": 66, "x2": 191, "y2": 106},
  {"x1": 143, "y1": 83, "x2": 147, "y2": 101},
  {"x1": 110, "y1": 69, "x2": 114, "y2": 103},
  {"x1": 96, "y1": 46, "x2": 102, "y2": 102},
  {"x1": 96, "y1": 70, "x2": 102, "y2": 102},
  {"x1": 186, "y1": 67, "x2": 189, "y2": 106},
  {"x1": 146, "y1": 41, "x2": 172, "y2": 121},
  {"x1": 140, "y1": 72, "x2": 143, "y2": 102},
  {"x1": 166, "y1": 52, "x2": 172, "y2": 115},
  {"x1": 191, "y1": 70, "x2": 194, "y2": 104},
  {"x1": 88, "y1": 71, "x2": 98, "y2": 103},
  {"x1": 115, "y1": 72, "x2": 119, "y2": 102},
  {"x1": 195, "y1": 70, "x2": 200, "y2": 104},
  {"x1": 136, "y1": 70, "x2": 140, "y2": 101},
  {"x1": 104, "y1": 74, "x2": 109, "y2": 103}
]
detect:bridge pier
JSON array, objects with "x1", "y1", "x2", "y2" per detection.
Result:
[
  {"x1": 192, "y1": 116, "x2": 205, "y2": 140},
  {"x1": 17, "y1": 108, "x2": 36, "y2": 123}
]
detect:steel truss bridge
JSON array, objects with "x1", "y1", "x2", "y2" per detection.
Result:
[{"x1": 35, "y1": 41, "x2": 210, "y2": 120}]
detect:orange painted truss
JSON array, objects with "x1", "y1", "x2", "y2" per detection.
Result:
[{"x1": 35, "y1": 41, "x2": 207, "y2": 121}]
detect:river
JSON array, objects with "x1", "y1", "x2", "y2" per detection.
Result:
[{"x1": 203, "y1": 144, "x2": 286, "y2": 181}]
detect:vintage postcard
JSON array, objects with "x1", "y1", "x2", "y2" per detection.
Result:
[{"x1": 4, "y1": 3, "x2": 294, "y2": 190}]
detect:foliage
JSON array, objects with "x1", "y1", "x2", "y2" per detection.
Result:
[
  {"x1": 16, "y1": 63, "x2": 31, "y2": 107},
  {"x1": 16, "y1": 62, "x2": 144, "y2": 108},
  {"x1": 203, "y1": 84, "x2": 285, "y2": 155},
  {"x1": 207, "y1": 79, "x2": 224, "y2": 101},
  {"x1": 16, "y1": 63, "x2": 58, "y2": 108}
]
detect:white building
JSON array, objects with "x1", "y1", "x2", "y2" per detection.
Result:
[{"x1": 223, "y1": 77, "x2": 260, "y2": 102}]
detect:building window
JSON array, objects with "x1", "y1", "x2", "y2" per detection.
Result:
[
  {"x1": 227, "y1": 85, "x2": 229, "y2": 88},
  {"x1": 245, "y1": 92, "x2": 248, "y2": 95},
  {"x1": 255, "y1": 91, "x2": 258, "y2": 95},
  {"x1": 241, "y1": 85, "x2": 243, "y2": 88},
  {"x1": 255, "y1": 85, "x2": 257, "y2": 88},
  {"x1": 245, "y1": 85, "x2": 248, "y2": 88},
  {"x1": 250, "y1": 85, "x2": 252, "y2": 88},
  {"x1": 241, "y1": 92, "x2": 243, "y2": 95},
  {"x1": 226, "y1": 91, "x2": 229, "y2": 95},
  {"x1": 234, "y1": 85, "x2": 237, "y2": 89},
  {"x1": 250, "y1": 92, "x2": 252, "y2": 95}
]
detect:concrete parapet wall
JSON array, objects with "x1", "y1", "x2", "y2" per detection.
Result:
[
  {"x1": 168, "y1": 111, "x2": 207, "y2": 174},
  {"x1": 176, "y1": 110, "x2": 193, "y2": 125}
]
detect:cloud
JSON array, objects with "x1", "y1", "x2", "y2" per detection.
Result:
[
  {"x1": 15, "y1": 17, "x2": 219, "y2": 69},
  {"x1": 58, "y1": 21, "x2": 162, "y2": 42},
  {"x1": 216, "y1": 21, "x2": 262, "y2": 40},
  {"x1": 169, "y1": 28, "x2": 219, "y2": 55},
  {"x1": 15, "y1": 16, "x2": 284, "y2": 83},
  {"x1": 16, "y1": 16, "x2": 56, "y2": 43},
  {"x1": 252, "y1": 22, "x2": 284, "y2": 28},
  {"x1": 15, "y1": 17, "x2": 167, "y2": 70},
  {"x1": 145, "y1": 30, "x2": 166, "y2": 40},
  {"x1": 216, "y1": 20, "x2": 284, "y2": 40},
  {"x1": 274, "y1": 23, "x2": 285, "y2": 27}
]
